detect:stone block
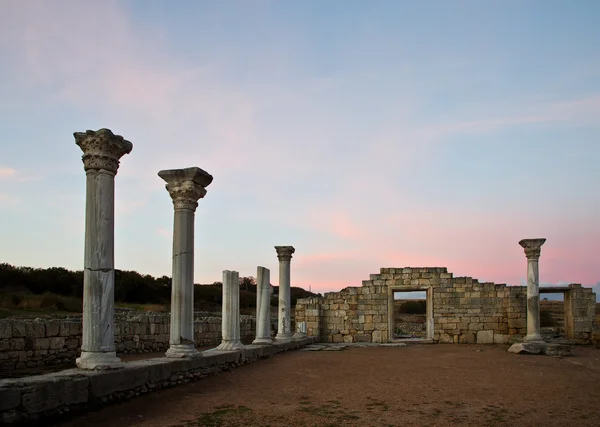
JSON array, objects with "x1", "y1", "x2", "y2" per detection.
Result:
[
  {"x1": 46, "y1": 322, "x2": 60, "y2": 337},
  {"x1": 11, "y1": 321, "x2": 27, "y2": 338},
  {"x1": 26, "y1": 322, "x2": 46, "y2": 338},
  {"x1": 88, "y1": 366, "x2": 149, "y2": 398},
  {"x1": 0, "y1": 321, "x2": 11, "y2": 339},
  {"x1": 49, "y1": 337, "x2": 66, "y2": 350},
  {"x1": 372, "y1": 330, "x2": 382, "y2": 343},
  {"x1": 34, "y1": 338, "x2": 50, "y2": 350},
  {"x1": 493, "y1": 334, "x2": 509, "y2": 344},
  {"x1": 0, "y1": 387, "x2": 21, "y2": 411},
  {"x1": 458, "y1": 333, "x2": 475, "y2": 344},
  {"x1": 21, "y1": 374, "x2": 89, "y2": 414},
  {"x1": 476, "y1": 330, "x2": 494, "y2": 344}
]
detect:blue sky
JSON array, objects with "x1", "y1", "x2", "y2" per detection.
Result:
[{"x1": 0, "y1": 0, "x2": 599, "y2": 295}]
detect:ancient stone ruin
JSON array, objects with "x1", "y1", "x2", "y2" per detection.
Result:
[
  {"x1": 295, "y1": 254, "x2": 596, "y2": 347},
  {"x1": 0, "y1": 127, "x2": 597, "y2": 424}
]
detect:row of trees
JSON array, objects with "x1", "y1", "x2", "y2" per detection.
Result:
[{"x1": 0, "y1": 263, "x2": 317, "y2": 309}]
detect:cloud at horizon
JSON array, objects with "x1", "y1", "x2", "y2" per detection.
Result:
[{"x1": 0, "y1": 0, "x2": 599, "y2": 294}]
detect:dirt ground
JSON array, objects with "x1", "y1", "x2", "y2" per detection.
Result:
[{"x1": 54, "y1": 344, "x2": 600, "y2": 427}]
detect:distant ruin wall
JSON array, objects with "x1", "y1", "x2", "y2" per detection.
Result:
[
  {"x1": 295, "y1": 267, "x2": 596, "y2": 345},
  {"x1": 0, "y1": 312, "x2": 275, "y2": 374}
]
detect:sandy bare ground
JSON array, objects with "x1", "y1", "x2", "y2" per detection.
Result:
[{"x1": 54, "y1": 344, "x2": 600, "y2": 427}]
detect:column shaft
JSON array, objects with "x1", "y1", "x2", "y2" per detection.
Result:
[
  {"x1": 217, "y1": 270, "x2": 244, "y2": 351},
  {"x1": 166, "y1": 208, "x2": 198, "y2": 357},
  {"x1": 81, "y1": 170, "x2": 117, "y2": 354},
  {"x1": 253, "y1": 266, "x2": 272, "y2": 345},
  {"x1": 525, "y1": 258, "x2": 542, "y2": 342}
]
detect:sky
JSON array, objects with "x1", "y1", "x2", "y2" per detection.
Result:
[{"x1": 0, "y1": 0, "x2": 599, "y2": 296}]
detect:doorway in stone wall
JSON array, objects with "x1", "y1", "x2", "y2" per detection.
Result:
[
  {"x1": 539, "y1": 287, "x2": 574, "y2": 341},
  {"x1": 388, "y1": 287, "x2": 434, "y2": 342}
]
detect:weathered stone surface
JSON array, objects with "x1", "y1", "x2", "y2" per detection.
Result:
[
  {"x1": 295, "y1": 265, "x2": 596, "y2": 346},
  {"x1": 0, "y1": 387, "x2": 21, "y2": 411},
  {"x1": 507, "y1": 342, "x2": 544, "y2": 354},
  {"x1": 477, "y1": 330, "x2": 494, "y2": 344}
]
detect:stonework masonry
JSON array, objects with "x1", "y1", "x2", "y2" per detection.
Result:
[
  {"x1": 0, "y1": 313, "x2": 278, "y2": 374},
  {"x1": 295, "y1": 267, "x2": 596, "y2": 345}
]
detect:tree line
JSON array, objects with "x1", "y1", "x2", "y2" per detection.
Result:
[{"x1": 0, "y1": 263, "x2": 317, "y2": 310}]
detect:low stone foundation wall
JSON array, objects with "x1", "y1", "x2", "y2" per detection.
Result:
[
  {"x1": 0, "y1": 337, "x2": 317, "y2": 424},
  {"x1": 1, "y1": 312, "x2": 278, "y2": 374}
]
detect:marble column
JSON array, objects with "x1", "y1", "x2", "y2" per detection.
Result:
[
  {"x1": 275, "y1": 246, "x2": 295, "y2": 342},
  {"x1": 159, "y1": 167, "x2": 213, "y2": 358},
  {"x1": 252, "y1": 266, "x2": 272, "y2": 345},
  {"x1": 74, "y1": 129, "x2": 132, "y2": 370},
  {"x1": 217, "y1": 270, "x2": 244, "y2": 351},
  {"x1": 519, "y1": 238, "x2": 547, "y2": 343}
]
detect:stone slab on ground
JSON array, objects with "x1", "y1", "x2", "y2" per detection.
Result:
[
  {"x1": 0, "y1": 337, "x2": 317, "y2": 424},
  {"x1": 508, "y1": 341, "x2": 571, "y2": 357},
  {"x1": 300, "y1": 342, "x2": 408, "y2": 351}
]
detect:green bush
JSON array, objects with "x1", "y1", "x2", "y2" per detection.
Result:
[{"x1": 397, "y1": 300, "x2": 426, "y2": 314}]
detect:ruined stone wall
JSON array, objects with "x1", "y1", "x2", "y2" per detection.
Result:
[
  {"x1": 295, "y1": 267, "x2": 596, "y2": 345},
  {"x1": 0, "y1": 312, "x2": 272, "y2": 374},
  {"x1": 571, "y1": 285, "x2": 596, "y2": 343}
]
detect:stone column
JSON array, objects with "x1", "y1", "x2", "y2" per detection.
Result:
[
  {"x1": 519, "y1": 238, "x2": 546, "y2": 343},
  {"x1": 217, "y1": 270, "x2": 244, "y2": 351},
  {"x1": 74, "y1": 129, "x2": 132, "y2": 370},
  {"x1": 252, "y1": 266, "x2": 272, "y2": 345},
  {"x1": 159, "y1": 167, "x2": 213, "y2": 358},
  {"x1": 275, "y1": 246, "x2": 295, "y2": 342},
  {"x1": 293, "y1": 321, "x2": 307, "y2": 340}
]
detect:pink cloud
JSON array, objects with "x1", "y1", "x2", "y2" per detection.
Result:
[{"x1": 0, "y1": 167, "x2": 16, "y2": 178}]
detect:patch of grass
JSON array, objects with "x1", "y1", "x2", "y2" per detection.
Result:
[
  {"x1": 365, "y1": 397, "x2": 390, "y2": 412},
  {"x1": 193, "y1": 405, "x2": 253, "y2": 427}
]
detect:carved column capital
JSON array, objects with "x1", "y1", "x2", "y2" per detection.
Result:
[
  {"x1": 158, "y1": 167, "x2": 213, "y2": 211},
  {"x1": 74, "y1": 128, "x2": 133, "y2": 174},
  {"x1": 519, "y1": 238, "x2": 546, "y2": 260},
  {"x1": 275, "y1": 246, "x2": 295, "y2": 261}
]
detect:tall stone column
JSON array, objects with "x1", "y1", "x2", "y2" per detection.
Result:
[
  {"x1": 275, "y1": 246, "x2": 295, "y2": 342},
  {"x1": 519, "y1": 238, "x2": 546, "y2": 343},
  {"x1": 159, "y1": 168, "x2": 213, "y2": 358},
  {"x1": 74, "y1": 129, "x2": 132, "y2": 370},
  {"x1": 217, "y1": 270, "x2": 244, "y2": 351},
  {"x1": 252, "y1": 266, "x2": 272, "y2": 345}
]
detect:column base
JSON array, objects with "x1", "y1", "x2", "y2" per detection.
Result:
[
  {"x1": 76, "y1": 351, "x2": 122, "y2": 370},
  {"x1": 165, "y1": 344, "x2": 199, "y2": 358},
  {"x1": 523, "y1": 334, "x2": 545, "y2": 343},
  {"x1": 252, "y1": 338, "x2": 273, "y2": 345},
  {"x1": 275, "y1": 333, "x2": 293, "y2": 343},
  {"x1": 216, "y1": 341, "x2": 244, "y2": 351}
]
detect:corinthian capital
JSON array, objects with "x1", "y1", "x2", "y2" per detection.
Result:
[
  {"x1": 74, "y1": 128, "x2": 133, "y2": 174},
  {"x1": 158, "y1": 167, "x2": 213, "y2": 211},
  {"x1": 519, "y1": 238, "x2": 546, "y2": 260},
  {"x1": 275, "y1": 246, "x2": 295, "y2": 261}
]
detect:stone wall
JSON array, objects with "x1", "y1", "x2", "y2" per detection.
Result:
[
  {"x1": 1, "y1": 312, "x2": 277, "y2": 374},
  {"x1": 295, "y1": 267, "x2": 597, "y2": 345}
]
